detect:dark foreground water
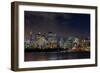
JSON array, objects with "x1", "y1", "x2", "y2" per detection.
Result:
[{"x1": 24, "y1": 51, "x2": 90, "y2": 61}]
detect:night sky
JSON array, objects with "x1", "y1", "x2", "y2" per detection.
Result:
[{"x1": 24, "y1": 11, "x2": 90, "y2": 38}]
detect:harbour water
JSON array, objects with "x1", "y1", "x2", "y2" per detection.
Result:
[{"x1": 24, "y1": 51, "x2": 90, "y2": 61}]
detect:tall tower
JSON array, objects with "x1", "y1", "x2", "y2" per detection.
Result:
[{"x1": 29, "y1": 31, "x2": 33, "y2": 47}]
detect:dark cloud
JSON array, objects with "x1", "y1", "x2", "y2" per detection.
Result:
[{"x1": 24, "y1": 11, "x2": 90, "y2": 38}]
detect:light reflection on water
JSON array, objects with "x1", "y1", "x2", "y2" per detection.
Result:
[{"x1": 24, "y1": 52, "x2": 90, "y2": 61}]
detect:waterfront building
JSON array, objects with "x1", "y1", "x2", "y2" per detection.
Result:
[
  {"x1": 63, "y1": 40, "x2": 72, "y2": 50},
  {"x1": 34, "y1": 32, "x2": 47, "y2": 49},
  {"x1": 24, "y1": 39, "x2": 30, "y2": 48},
  {"x1": 80, "y1": 38, "x2": 90, "y2": 51},
  {"x1": 63, "y1": 37, "x2": 74, "y2": 50},
  {"x1": 59, "y1": 38, "x2": 64, "y2": 48},
  {"x1": 47, "y1": 32, "x2": 57, "y2": 48}
]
